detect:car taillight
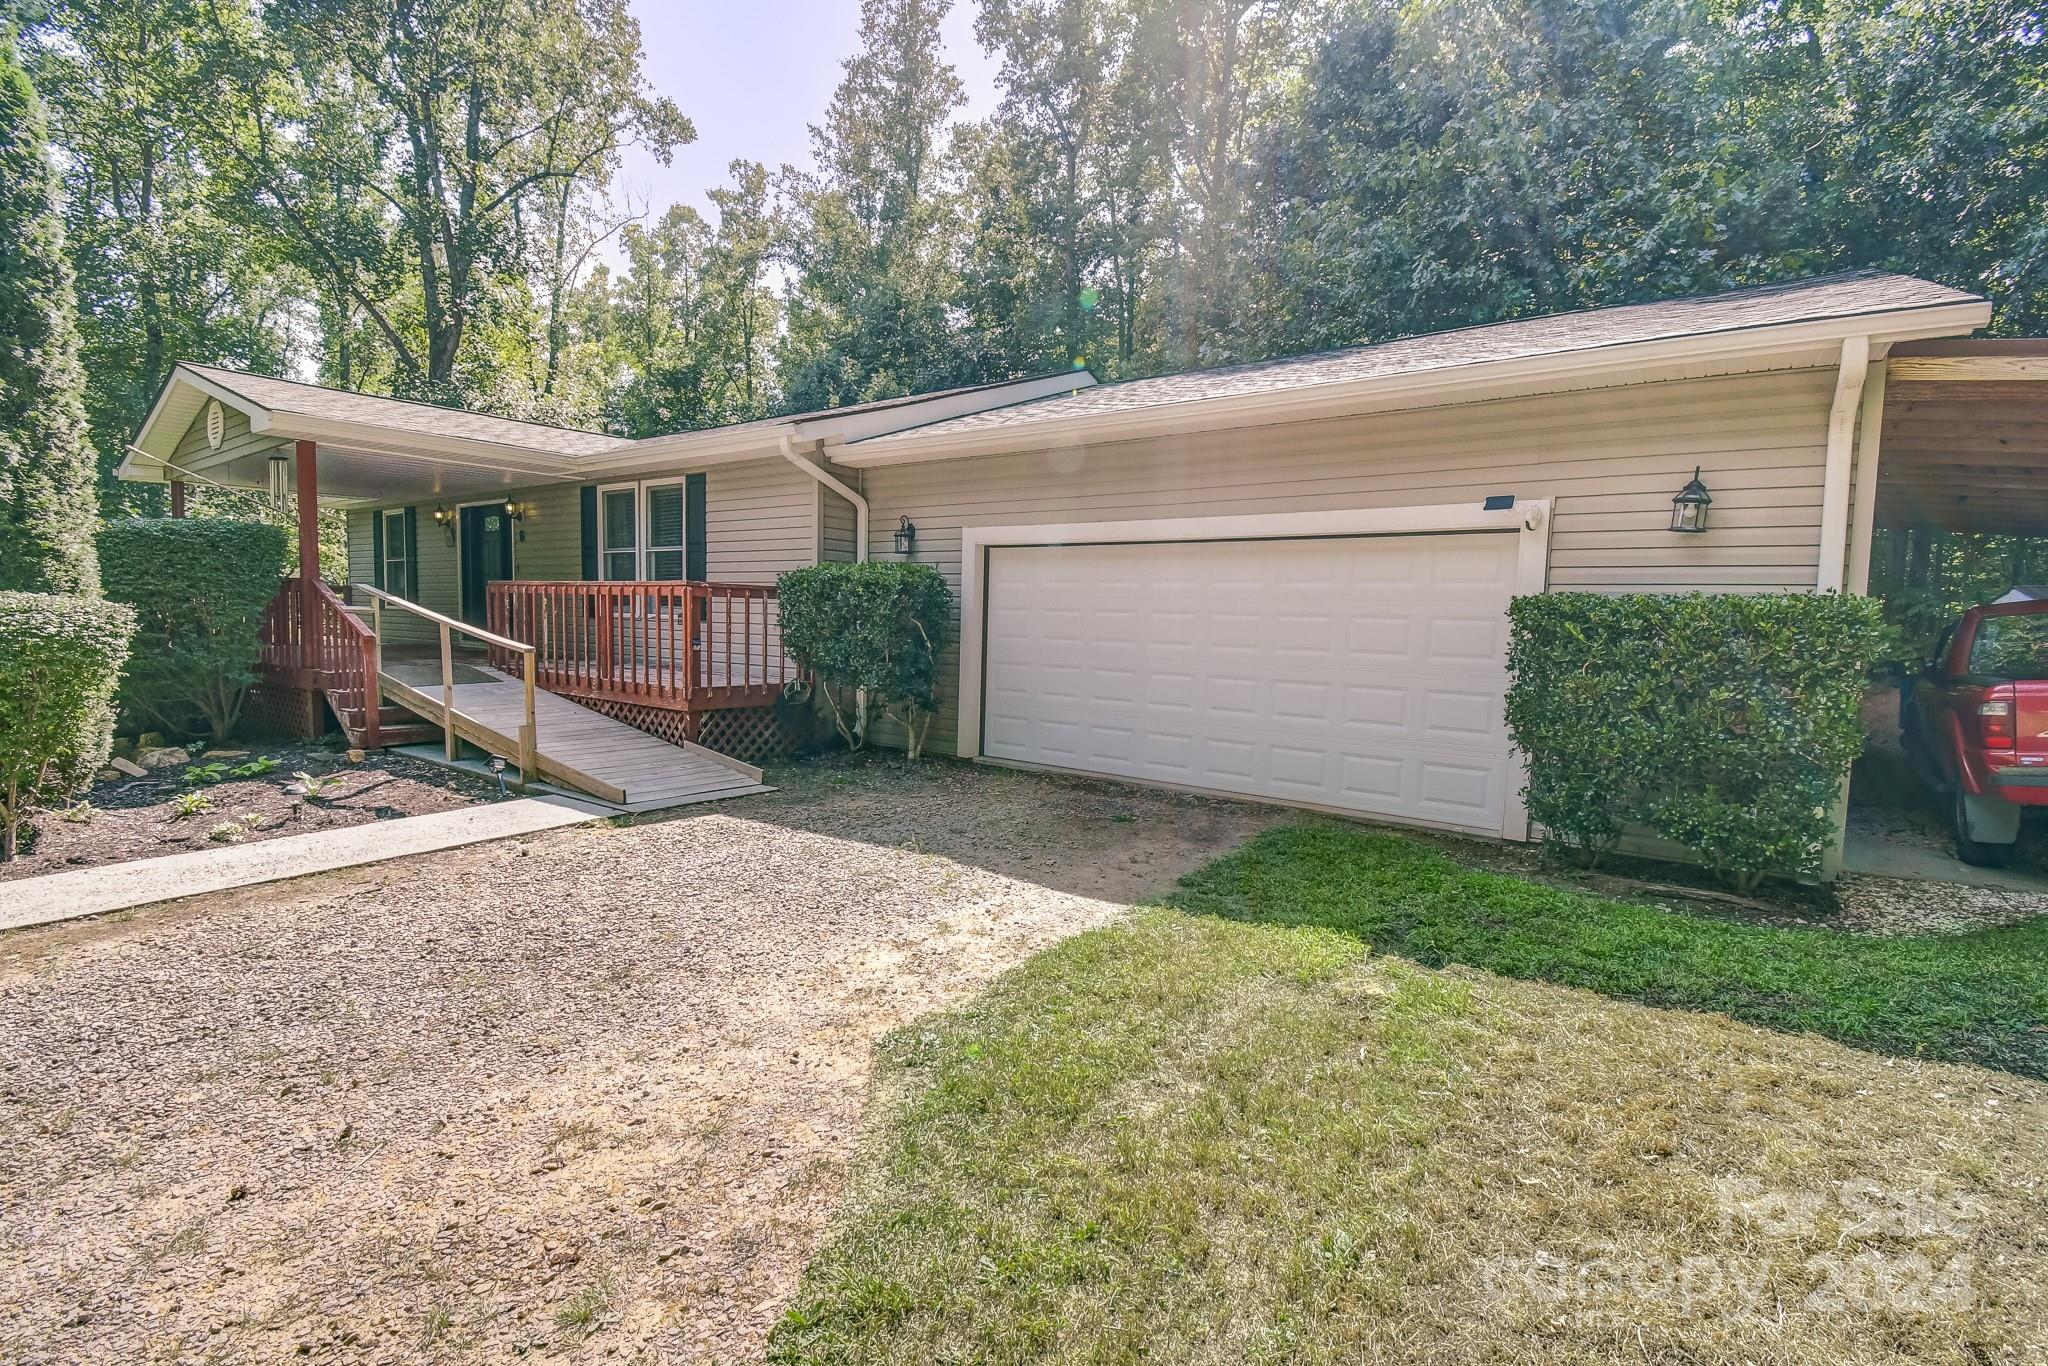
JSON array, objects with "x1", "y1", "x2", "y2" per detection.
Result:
[{"x1": 1979, "y1": 689, "x2": 2017, "y2": 749}]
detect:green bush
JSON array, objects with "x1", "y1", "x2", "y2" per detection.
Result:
[
  {"x1": 0, "y1": 592, "x2": 134, "y2": 861},
  {"x1": 778, "y1": 561, "x2": 953, "y2": 759},
  {"x1": 1505, "y1": 592, "x2": 1887, "y2": 890},
  {"x1": 99, "y1": 518, "x2": 287, "y2": 742}
]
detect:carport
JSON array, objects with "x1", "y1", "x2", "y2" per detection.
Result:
[{"x1": 1846, "y1": 338, "x2": 2048, "y2": 886}]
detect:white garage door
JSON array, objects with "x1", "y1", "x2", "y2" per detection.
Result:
[{"x1": 981, "y1": 532, "x2": 1521, "y2": 836}]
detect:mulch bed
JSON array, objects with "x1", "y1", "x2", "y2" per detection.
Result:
[{"x1": 1, "y1": 740, "x2": 508, "y2": 882}]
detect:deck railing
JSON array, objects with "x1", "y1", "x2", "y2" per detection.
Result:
[
  {"x1": 486, "y1": 580, "x2": 790, "y2": 711},
  {"x1": 357, "y1": 585, "x2": 539, "y2": 782},
  {"x1": 259, "y1": 576, "x2": 381, "y2": 747}
]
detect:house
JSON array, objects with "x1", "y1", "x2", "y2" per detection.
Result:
[{"x1": 119, "y1": 271, "x2": 2006, "y2": 852}]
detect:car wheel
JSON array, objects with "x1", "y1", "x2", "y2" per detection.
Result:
[{"x1": 1952, "y1": 788, "x2": 2016, "y2": 868}]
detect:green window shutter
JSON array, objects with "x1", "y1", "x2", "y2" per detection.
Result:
[
  {"x1": 686, "y1": 474, "x2": 707, "y2": 582},
  {"x1": 371, "y1": 511, "x2": 385, "y2": 590},
  {"x1": 403, "y1": 506, "x2": 420, "y2": 599},
  {"x1": 580, "y1": 485, "x2": 598, "y2": 580}
]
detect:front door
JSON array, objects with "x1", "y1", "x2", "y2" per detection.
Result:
[{"x1": 459, "y1": 503, "x2": 514, "y2": 627}]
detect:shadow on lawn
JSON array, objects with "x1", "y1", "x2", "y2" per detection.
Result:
[{"x1": 1168, "y1": 823, "x2": 2048, "y2": 1081}]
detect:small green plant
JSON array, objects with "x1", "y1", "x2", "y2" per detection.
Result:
[
  {"x1": 229, "y1": 755, "x2": 280, "y2": 779},
  {"x1": 58, "y1": 800, "x2": 95, "y2": 824},
  {"x1": 554, "y1": 1276, "x2": 612, "y2": 1335},
  {"x1": 169, "y1": 790, "x2": 213, "y2": 820},
  {"x1": 182, "y1": 761, "x2": 231, "y2": 785},
  {"x1": 204, "y1": 812, "x2": 263, "y2": 843},
  {"x1": 288, "y1": 770, "x2": 346, "y2": 801}
]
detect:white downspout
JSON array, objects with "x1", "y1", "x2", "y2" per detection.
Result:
[
  {"x1": 1816, "y1": 335, "x2": 1871, "y2": 593},
  {"x1": 779, "y1": 432, "x2": 872, "y2": 737},
  {"x1": 779, "y1": 432, "x2": 869, "y2": 562}
]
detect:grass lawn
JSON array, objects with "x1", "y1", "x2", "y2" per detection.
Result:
[{"x1": 769, "y1": 825, "x2": 2048, "y2": 1365}]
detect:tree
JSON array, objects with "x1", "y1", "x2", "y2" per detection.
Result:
[
  {"x1": 779, "y1": 0, "x2": 969, "y2": 410},
  {"x1": 198, "y1": 0, "x2": 693, "y2": 401},
  {"x1": 0, "y1": 32, "x2": 99, "y2": 597},
  {"x1": 24, "y1": 0, "x2": 292, "y2": 520}
]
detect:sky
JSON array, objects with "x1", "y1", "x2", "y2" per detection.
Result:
[{"x1": 609, "y1": 2, "x2": 1002, "y2": 243}]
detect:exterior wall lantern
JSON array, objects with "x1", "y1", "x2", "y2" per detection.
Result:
[
  {"x1": 894, "y1": 515, "x2": 917, "y2": 556},
  {"x1": 1669, "y1": 467, "x2": 1713, "y2": 533},
  {"x1": 433, "y1": 505, "x2": 455, "y2": 543},
  {"x1": 503, "y1": 498, "x2": 527, "y2": 540}
]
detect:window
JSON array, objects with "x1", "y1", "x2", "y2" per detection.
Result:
[
  {"x1": 645, "y1": 484, "x2": 686, "y2": 580},
  {"x1": 382, "y1": 509, "x2": 409, "y2": 598},
  {"x1": 601, "y1": 486, "x2": 638, "y2": 581},
  {"x1": 1969, "y1": 615, "x2": 2048, "y2": 680}
]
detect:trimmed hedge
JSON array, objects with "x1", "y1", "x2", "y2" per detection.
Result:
[
  {"x1": 0, "y1": 592, "x2": 134, "y2": 860},
  {"x1": 778, "y1": 561, "x2": 953, "y2": 759},
  {"x1": 99, "y1": 518, "x2": 287, "y2": 742},
  {"x1": 1505, "y1": 592, "x2": 1888, "y2": 890}
]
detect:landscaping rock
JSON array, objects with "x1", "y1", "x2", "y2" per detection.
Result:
[
  {"x1": 108, "y1": 757, "x2": 147, "y2": 778},
  {"x1": 138, "y1": 747, "x2": 190, "y2": 770}
]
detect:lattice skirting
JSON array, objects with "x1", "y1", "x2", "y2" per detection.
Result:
[
  {"x1": 242, "y1": 683, "x2": 328, "y2": 741},
  {"x1": 575, "y1": 697, "x2": 803, "y2": 765}
]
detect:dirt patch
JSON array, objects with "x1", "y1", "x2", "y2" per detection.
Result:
[
  {"x1": 1, "y1": 741, "x2": 507, "y2": 882},
  {"x1": 0, "y1": 755, "x2": 1276, "y2": 1364}
]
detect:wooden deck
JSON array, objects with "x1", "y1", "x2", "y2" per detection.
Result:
[{"x1": 381, "y1": 661, "x2": 771, "y2": 809}]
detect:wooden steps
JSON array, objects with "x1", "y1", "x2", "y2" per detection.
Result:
[{"x1": 325, "y1": 692, "x2": 440, "y2": 749}]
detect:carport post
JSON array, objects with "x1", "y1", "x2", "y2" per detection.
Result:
[
  {"x1": 169, "y1": 481, "x2": 186, "y2": 517},
  {"x1": 297, "y1": 440, "x2": 319, "y2": 668}
]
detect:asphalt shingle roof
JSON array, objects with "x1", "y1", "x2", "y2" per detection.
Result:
[
  {"x1": 186, "y1": 365, "x2": 630, "y2": 457},
  {"x1": 849, "y1": 271, "x2": 1982, "y2": 446}
]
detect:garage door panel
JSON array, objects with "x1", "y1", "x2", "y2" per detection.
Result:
[{"x1": 983, "y1": 533, "x2": 1519, "y2": 835}]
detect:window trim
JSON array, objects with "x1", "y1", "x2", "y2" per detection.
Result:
[
  {"x1": 597, "y1": 481, "x2": 641, "y2": 582},
  {"x1": 381, "y1": 508, "x2": 410, "y2": 600},
  {"x1": 641, "y1": 476, "x2": 688, "y2": 582}
]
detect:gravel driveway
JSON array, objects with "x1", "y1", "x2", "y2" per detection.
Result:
[{"x1": 0, "y1": 758, "x2": 1275, "y2": 1364}]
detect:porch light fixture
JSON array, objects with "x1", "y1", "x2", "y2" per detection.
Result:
[
  {"x1": 893, "y1": 515, "x2": 917, "y2": 556},
  {"x1": 1669, "y1": 467, "x2": 1713, "y2": 533},
  {"x1": 433, "y1": 505, "x2": 455, "y2": 543},
  {"x1": 503, "y1": 498, "x2": 527, "y2": 540}
]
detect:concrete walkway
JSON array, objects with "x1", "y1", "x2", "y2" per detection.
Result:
[
  {"x1": 1842, "y1": 825, "x2": 2048, "y2": 893},
  {"x1": 0, "y1": 796, "x2": 609, "y2": 933}
]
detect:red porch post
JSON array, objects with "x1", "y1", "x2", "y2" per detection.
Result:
[
  {"x1": 296, "y1": 440, "x2": 319, "y2": 671},
  {"x1": 169, "y1": 480, "x2": 186, "y2": 517}
]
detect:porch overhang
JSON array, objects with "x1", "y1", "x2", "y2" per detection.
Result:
[{"x1": 1876, "y1": 340, "x2": 2048, "y2": 537}]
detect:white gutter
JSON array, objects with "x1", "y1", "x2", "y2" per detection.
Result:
[
  {"x1": 779, "y1": 433, "x2": 869, "y2": 561},
  {"x1": 1815, "y1": 335, "x2": 1872, "y2": 593}
]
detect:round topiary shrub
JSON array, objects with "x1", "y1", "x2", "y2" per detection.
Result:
[
  {"x1": 0, "y1": 591, "x2": 135, "y2": 861},
  {"x1": 778, "y1": 561, "x2": 953, "y2": 759},
  {"x1": 98, "y1": 517, "x2": 287, "y2": 742}
]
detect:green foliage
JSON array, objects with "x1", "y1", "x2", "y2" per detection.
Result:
[
  {"x1": 169, "y1": 789, "x2": 213, "y2": 820},
  {"x1": 0, "y1": 591, "x2": 134, "y2": 860},
  {"x1": 778, "y1": 562, "x2": 953, "y2": 759},
  {"x1": 182, "y1": 762, "x2": 230, "y2": 786},
  {"x1": 1868, "y1": 526, "x2": 2048, "y2": 663},
  {"x1": 1505, "y1": 592, "x2": 1888, "y2": 890},
  {"x1": 0, "y1": 37, "x2": 99, "y2": 596},
  {"x1": 98, "y1": 518, "x2": 288, "y2": 742}
]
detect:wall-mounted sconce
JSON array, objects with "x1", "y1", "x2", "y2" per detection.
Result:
[
  {"x1": 893, "y1": 515, "x2": 917, "y2": 556},
  {"x1": 432, "y1": 504, "x2": 455, "y2": 543},
  {"x1": 503, "y1": 498, "x2": 527, "y2": 540},
  {"x1": 1669, "y1": 467, "x2": 1712, "y2": 533}
]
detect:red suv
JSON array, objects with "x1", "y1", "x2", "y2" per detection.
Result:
[{"x1": 1902, "y1": 599, "x2": 2048, "y2": 866}]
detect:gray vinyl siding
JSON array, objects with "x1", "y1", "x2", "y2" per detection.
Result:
[
  {"x1": 853, "y1": 366, "x2": 1840, "y2": 755},
  {"x1": 170, "y1": 401, "x2": 284, "y2": 474},
  {"x1": 703, "y1": 458, "x2": 818, "y2": 583},
  {"x1": 820, "y1": 485, "x2": 860, "y2": 564}
]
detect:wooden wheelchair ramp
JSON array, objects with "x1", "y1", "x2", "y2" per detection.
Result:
[{"x1": 379, "y1": 663, "x2": 770, "y2": 810}]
